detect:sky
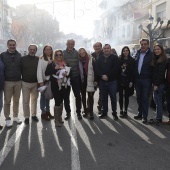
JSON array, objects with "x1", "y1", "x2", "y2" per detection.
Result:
[{"x1": 8, "y1": 0, "x2": 127, "y2": 38}]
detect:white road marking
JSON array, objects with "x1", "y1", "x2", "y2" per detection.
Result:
[
  {"x1": 70, "y1": 93, "x2": 81, "y2": 170},
  {"x1": 0, "y1": 123, "x2": 25, "y2": 166}
]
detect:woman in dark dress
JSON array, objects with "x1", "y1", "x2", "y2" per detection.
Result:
[{"x1": 118, "y1": 46, "x2": 135, "y2": 118}]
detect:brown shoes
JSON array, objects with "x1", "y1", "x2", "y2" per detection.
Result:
[
  {"x1": 46, "y1": 112, "x2": 54, "y2": 119},
  {"x1": 41, "y1": 113, "x2": 50, "y2": 121},
  {"x1": 162, "y1": 120, "x2": 170, "y2": 125}
]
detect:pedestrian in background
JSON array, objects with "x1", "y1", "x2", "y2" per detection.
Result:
[
  {"x1": 21, "y1": 44, "x2": 39, "y2": 125},
  {"x1": 149, "y1": 45, "x2": 167, "y2": 123},
  {"x1": 78, "y1": 47, "x2": 89, "y2": 117},
  {"x1": 37, "y1": 45, "x2": 54, "y2": 121},
  {"x1": 0, "y1": 56, "x2": 4, "y2": 129},
  {"x1": 134, "y1": 39, "x2": 153, "y2": 124},
  {"x1": 63, "y1": 39, "x2": 82, "y2": 120},
  {"x1": 45, "y1": 49, "x2": 71, "y2": 127},
  {"x1": 0, "y1": 39, "x2": 22, "y2": 127},
  {"x1": 118, "y1": 46, "x2": 135, "y2": 118}
]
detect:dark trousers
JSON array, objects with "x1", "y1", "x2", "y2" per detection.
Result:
[
  {"x1": 166, "y1": 88, "x2": 170, "y2": 119},
  {"x1": 135, "y1": 78, "x2": 152, "y2": 118},
  {"x1": 70, "y1": 76, "x2": 82, "y2": 114},
  {"x1": 119, "y1": 85, "x2": 129, "y2": 111},
  {"x1": 99, "y1": 80, "x2": 117, "y2": 115},
  {"x1": 88, "y1": 92, "x2": 95, "y2": 114},
  {"x1": 51, "y1": 77, "x2": 71, "y2": 114}
]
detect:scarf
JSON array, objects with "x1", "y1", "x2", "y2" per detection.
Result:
[{"x1": 79, "y1": 55, "x2": 89, "y2": 83}]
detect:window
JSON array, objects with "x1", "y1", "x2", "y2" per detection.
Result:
[{"x1": 156, "y1": 2, "x2": 166, "y2": 20}]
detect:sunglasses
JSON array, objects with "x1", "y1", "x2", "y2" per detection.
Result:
[{"x1": 55, "y1": 54, "x2": 62, "y2": 57}]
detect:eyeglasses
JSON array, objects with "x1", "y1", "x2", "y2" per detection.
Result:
[{"x1": 55, "y1": 54, "x2": 62, "y2": 57}]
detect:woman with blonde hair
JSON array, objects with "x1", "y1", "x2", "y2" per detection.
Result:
[
  {"x1": 78, "y1": 48, "x2": 90, "y2": 118},
  {"x1": 45, "y1": 49, "x2": 71, "y2": 127}
]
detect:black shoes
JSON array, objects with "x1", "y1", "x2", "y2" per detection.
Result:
[
  {"x1": 77, "y1": 113, "x2": 82, "y2": 120},
  {"x1": 32, "y1": 116, "x2": 39, "y2": 122},
  {"x1": 24, "y1": 118, "x2": 29, "y2": 125},
  {"x1": 149, "y1": 118, "x2": 162, "y2": 124},
  {"x1": 142, "y1": 118, "x2": 147, "y2": 124},
  {"x1": 64, "y1": 113, "x2": 70, "y2": 120},
  {"x1": 99, "y1": 113, "x2": 107, "y2": 118},
  {"x1": 113, "y1": 114, "x2": 118, "y2": 120},
  {"x1": 134, "y1": 115, "x2": 143, "y2": 120},
  {"x1": 0, "y1": 125, "x2": 3, "y2": 130},
  {"x1": 120, "y1": 111, "x2": 128, "y2": 118}
]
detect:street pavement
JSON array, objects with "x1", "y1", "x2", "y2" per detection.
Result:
[{"x1": 0, "y1": 90, "x2": 170, "y2": 170}]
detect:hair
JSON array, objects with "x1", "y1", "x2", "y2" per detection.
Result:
[
  {"x1": 139, "y1": 38, "x2": 150, "y2": 45},
  {"x1": 111, "y1": 48, "x2": 118, "y2": 56},
  {"x1": 78, "y1": 47, "x2": 89, "y2": 59},
  {"x1": 151, "y1": 44, "x2": 167, "y2": 65},
  {"x1": 103, "y1": 44, "x2": 111, "y2": 48},
  {"x1": 43, "y1": 45, "x2": 53, "y2": 61},
  {"x1": 7, "y1": 39, "x2": 16, "y2": 45},
  {"x1": 66, "y1": 39, "x2": 75, "y2": 45},
  {"x1": 93, "y1": 42, "x2": 102, "y2": 48},
  {"x1": 120, "y1": 46, "x2": 131, "y2": 59},
  {"x1": 53, "y1": 49, "x2": 64, "y2": 62},
  {"x1": 28, "y1": 44, "x2": 38, "y2": 51}
]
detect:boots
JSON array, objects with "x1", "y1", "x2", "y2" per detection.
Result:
[
  {"x1": 58, "y1": 103, "x2": 64, "y2": 123},
  {"x1": 54, "y1": 106, "x2": 62, "y2": 127}
]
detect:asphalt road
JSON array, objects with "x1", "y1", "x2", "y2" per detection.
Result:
[{"x1": 0, "y1": 90, "x2": 170, "y2": 170}]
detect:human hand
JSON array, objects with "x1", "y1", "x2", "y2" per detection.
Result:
[{"x1": 102, "y1": 75, "x2": 108, "y2": 81}]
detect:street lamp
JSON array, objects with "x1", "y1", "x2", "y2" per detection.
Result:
[{"x1": 138, "y1": 15, "x2": 170, "y2": 51}]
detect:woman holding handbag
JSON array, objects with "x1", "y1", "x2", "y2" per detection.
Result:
[
  {"x1": 37, "y1": 45, "x2": 54, "y2": 121},
  {"x1": 45, "y1": 49, "x2": 71, "y2": 127}
]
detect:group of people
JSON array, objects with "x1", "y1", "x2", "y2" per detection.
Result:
[{"x1": 0, "y1": 38, "x2": 170, "y2": 130}]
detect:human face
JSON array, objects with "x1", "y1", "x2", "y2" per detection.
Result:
[
  {"x1": 93, "y1": 43, "x2": 102, "y2": 53},
  {"x1": 44, "y1": 46, "x2": 52, "y2": 57},
  {"x1": 55, "y1": 51, "x2": 63, "y2": 61},
  {"x1": 154, "y1": 46, "x2": 162, "y2": 56},
  {"x1": 7, "y1": 41, "x2": 16, "y2": 53},
  {"x1": 103, "y1": 45, "x2": 111, "y2": 56},
  {"x1": 79, "y1": 49, "x2": 86, "y2": 58},
  {"x1": 28, "y1": 45, "x2": 37, "y2": 56},
  {"x1": 140, "y1": 40, "x2": 149, "y2": 52},
  {"x1": 66, "y1": 40, "x2": 75, "y2": 51},
  {"x1": 123, "y1": 48, "x2": 129, "y2": 57}
]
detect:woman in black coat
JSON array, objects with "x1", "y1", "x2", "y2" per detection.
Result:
[
  {"x1": 149, "y1": 44, "x2": 167, "y2": 123},
  {"x1": 118, "y1": 46, "x2": 135, "y2": 117}
]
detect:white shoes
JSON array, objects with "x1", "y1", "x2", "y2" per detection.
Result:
[
  {"x1": 6, "y1": 119, "x2": 12, "y2": 128},
  {"x1": 13, "y1": 117, "x2": 22, "y2": 124}
]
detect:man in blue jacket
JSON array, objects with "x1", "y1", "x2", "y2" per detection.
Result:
[
  {"x1": 95, "y1": 44, "x2": 119, "y2": 120},
  {"x1": 134, "y1": 38, "x2": 153, "y2": 123}
]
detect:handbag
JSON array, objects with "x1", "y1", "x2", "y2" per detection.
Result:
[{"x1": 44, "y1": 81, "x2": 53, "y2": 99}]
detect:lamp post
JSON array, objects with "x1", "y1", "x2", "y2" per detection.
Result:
[{"x1": 138, "y1": 15, "x2": 170, "y2": 51}]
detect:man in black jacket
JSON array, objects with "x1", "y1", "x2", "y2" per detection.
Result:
[
  {"x1": 134, "y1": 39, "x2": 153, "y2": 123},
  {"x1": 0, "y1": 39, "x2": 22, "y2": 127},
  {"x1": 95, "y1": 44, "x2": 119, "y2": 120}
]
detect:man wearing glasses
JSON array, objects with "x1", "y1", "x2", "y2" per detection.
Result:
[{"x1": 134, "y1": 39, "x2": 153, "y2": 124}]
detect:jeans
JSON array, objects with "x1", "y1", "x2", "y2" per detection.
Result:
[
  {"x1": 135, "y1": 78, "x2": 152, "y2": 118},
  {"x1": 70, "y1": 76, "x2": 81, "y2": 114},
  {"x1": 99, "y1": 80, "x2": 117, "y2": 115},
  {"x1": 166, "y1": 88, "x2": 170, "y2": 119},
  {"x1": 153, "y1": 84, "x2": 164, "y2": 120},
  {"x1": 0, "y1": 90, "x2": 3, "y2": 114},
  {"x1": 40, "y1": 93, "x2": 50, "y2": 114}
]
